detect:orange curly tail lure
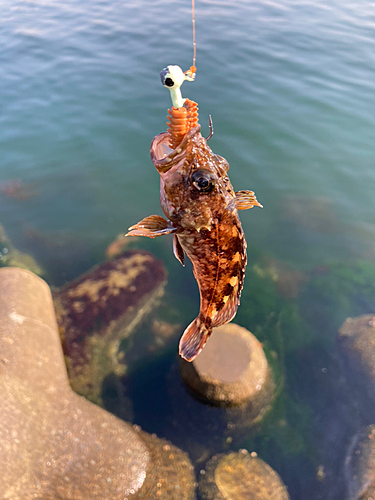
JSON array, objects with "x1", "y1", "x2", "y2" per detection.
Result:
[{"x1": 167, "y1": 96, "x2": 199, "y2": 149}]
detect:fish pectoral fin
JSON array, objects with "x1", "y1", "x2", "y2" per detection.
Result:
[
  {"x1": 173, "y1": 234, "x2": 185, "y2": 266},
  {"x1": 126, "y1": 215, "x2": 176, "y2": 238},
  {"x1": 235, "y1": 190, "x2": 263, "y2": 210},
  {"x1": 179, "y1": 318, "x2": 211, "y2": 362}
]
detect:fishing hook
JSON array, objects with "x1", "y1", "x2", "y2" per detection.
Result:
[{"x1": 205, "y1": 115, "x2": 214, "y2": 141}]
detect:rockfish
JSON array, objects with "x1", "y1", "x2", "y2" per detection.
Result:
[{"x1": 127, "y1": 115, "x2": 262, "y2": 361}]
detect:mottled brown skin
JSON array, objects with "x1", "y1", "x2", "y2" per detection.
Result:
[
  {"x1": 127, "y1": 124, "x2": 261, "y2": 361},
  {"x1": 176, "y1": 212, "x2": 247, "y2": 361}
]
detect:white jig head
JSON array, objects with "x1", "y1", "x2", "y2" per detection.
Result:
[{"x1": 160, "y1": 65, "x2": 196, "y2": 109}]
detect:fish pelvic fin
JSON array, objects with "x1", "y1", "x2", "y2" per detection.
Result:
[
  {"x1": 179, "y1": 317, "x2": 212, "y2": 362},
  {"x1": 173, "y1": 234, "x2": 185, "y2": 266},
  {"x1": 126, "y1": 215, "x2": 176, "y2": 238},
  {"x1": 235, "y1": 190, "x2": 263, "y2": 210}
]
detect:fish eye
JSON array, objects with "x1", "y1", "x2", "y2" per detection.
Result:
[{"x1": 191, "y1": 169, "x2": 215, "y2": 193}]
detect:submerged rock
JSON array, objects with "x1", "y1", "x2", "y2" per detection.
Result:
[
  {"x1": 252, "y1": 257, "x2": 306, "y2": 300},
  {"x1": 345, "y1": 425, "x2": 375, "y2": 500},
  {"x1": 0, "y1": 267, "x2": 194, "y2": 500},
  {"x1": 300, "y1": 263, "x2": 375, "y2": 340},
  {"x1": 337, "y1": 314, "x2": 375, "y2": 419},
  {"x1": 136, "y1": 429, "x2": 195, "y2": 499},
  {"x1": 166, "y1": 324, "x2": 274, "y2": 463},
  {"x1": 54, "y1": 250, "x2": 167, "y2": 404},
  {"x1": 282, "y1": 195, "x2": 338, "y2": 234},
  {"x1": 180, "y1": 323, "x2": 274, "y2": 411},
  {"x1": 199, "y1": 450, "x2": 290, "y2": 500},
  {"x1": 105, "y1": 232, "x2": 140, "y2": 258},
  {"x1": 0, "y1": 178, "x2": 38, "y2": 201},
  {"x1": 0, "y1": 223, "x2": 43, "y2": 275}
]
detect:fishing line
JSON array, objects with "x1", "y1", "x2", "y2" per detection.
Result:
[
  {"x1": 159, "y1": 0, "x2": 199, "y2": 147},
  {"x1": 191, "y1": 0, "x2": 196, "y2": 71}
]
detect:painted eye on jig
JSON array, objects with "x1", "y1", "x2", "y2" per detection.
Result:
[
  {"x1": 164, "y1": 77, "x2": 174, "y2": 87},
  {"x1": 160, "y1": 65, "x2": 187, "y2": 93}
]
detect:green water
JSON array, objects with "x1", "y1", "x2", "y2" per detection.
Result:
[{"x1": 1, "y1": 0, "x2": 375, "y2": 497}]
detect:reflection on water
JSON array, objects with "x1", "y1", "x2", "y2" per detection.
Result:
[{"x1": 1, "y1": 0, "x2": 375, "y2": 498}]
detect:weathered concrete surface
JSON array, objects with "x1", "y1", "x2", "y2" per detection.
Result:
[
  {"x1": 167, "y1": 324, "x2": 274, "y2": 463},
  {"x1": 345, "y1": 425, "x2": 375, "y2": 500},
  {"x1": 136, "y1": 429, "x2": 195, "y2": 499},
  {"x1": 54, "y1": 250, "x2": 167, "y2": 404},
  {"x1": 180, "y1": 323, "x2": 273, "y2": 410},
  {"x1": 198, "y1": 450, "x2": 290, "y2": 500},
  {"x1": 337, "y1": 315, "x2": 375, "y2": 419},
  {"x1": 0, "y1": 267, "x2": 195, "y2": 500}
]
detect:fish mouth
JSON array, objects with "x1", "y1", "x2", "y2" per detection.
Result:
[{"x1": 150, "y1": 124, "x2": 201, "y2": 173}]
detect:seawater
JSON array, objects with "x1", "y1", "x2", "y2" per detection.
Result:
[{"x1": 1, "y1": 0, "x2": 375, "y2": 498}]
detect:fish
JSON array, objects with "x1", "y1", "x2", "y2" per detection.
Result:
[{"x1": 127, "y1": 101, "x2": 262, "y2": 361}]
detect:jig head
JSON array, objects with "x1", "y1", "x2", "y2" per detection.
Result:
[{"x1": 160, "y1": 65, "x2": 196, "y2": 109}]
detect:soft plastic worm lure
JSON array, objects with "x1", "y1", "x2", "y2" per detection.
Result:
[
  {"x1": 160, "y1": 65, "x2": 199, "y2": 148},
  {"x1": 167, "y1": 98, "x2": 199, "y2": 149}
]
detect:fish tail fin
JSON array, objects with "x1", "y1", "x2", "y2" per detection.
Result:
[{"x1": 179, "y1": 317, "x2": 211, "y2": 362}]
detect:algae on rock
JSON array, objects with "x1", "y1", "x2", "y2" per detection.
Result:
[
  {"x1": 54, "y1": 250, "x2": 167, "y2": 406},
  {"x1": 0, "y1": 224, "x2": 43, "y2": 275}
]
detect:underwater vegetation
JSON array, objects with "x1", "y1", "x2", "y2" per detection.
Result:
[{"x1": 0, "y1": 223, "x2": 43, "y2": 276}]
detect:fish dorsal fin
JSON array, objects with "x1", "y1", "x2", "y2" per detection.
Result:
[
  {"x1": 235, "y1": 190, "x2": 263, "y2": 210},
  {"x1": 126, "y1": 215, "x2": 176, "y2": 238},
  {"x1": 179, "y1": 317, "x2": 212, "y2": 362},
  {"x1": 173, "y1": 234, "x2": 185, "y2": 266}
]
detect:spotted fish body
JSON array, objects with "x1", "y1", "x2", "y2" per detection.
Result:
[
  {"x1": 176, "y1": 210, "x2": 247, "y2": 361},
  {"x1": 127, "y1": 124, "x2": 262, "y2": 361}
]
